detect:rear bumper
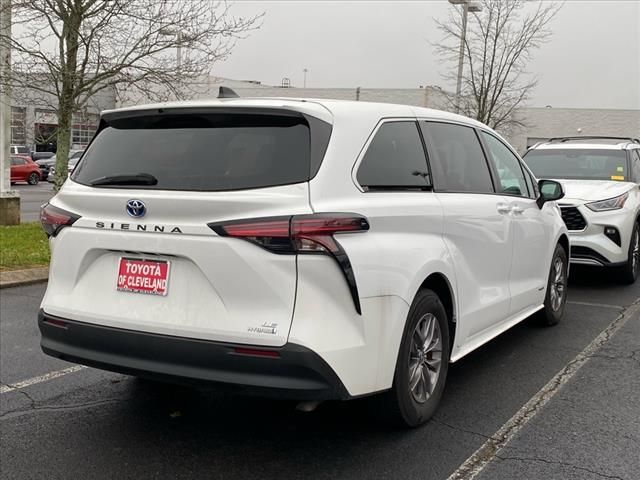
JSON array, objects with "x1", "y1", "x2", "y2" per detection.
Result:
[{"x1": 38, "y1": 310, "x2": 350, "y2": 401}]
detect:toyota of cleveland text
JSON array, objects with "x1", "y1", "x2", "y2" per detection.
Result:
[{"x1": 38, "y1": 96, "x2": 569, "y2": 427}]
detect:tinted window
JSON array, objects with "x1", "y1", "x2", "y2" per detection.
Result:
[
  {"x1": 421, "y1": 122, "x2": 494, "y2": 193},
  {"x1": 73, "y1": 113, "x2": 327, "y2": 191},
  {"x1": 357, "y1": 121, "x2": 430, "y2": 190},
  {"x1": 524, "y1": 149, "x2": 628, "y2": 181},
  {"x1": 481, "y1": 131, "x2": 529, "y2": 197},
  {"x1": 632, "y1": 150, "x2": 640, "y2": 183}
]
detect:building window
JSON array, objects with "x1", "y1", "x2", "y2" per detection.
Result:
[
  {"x1": 10, "y1": 107, "x2": 26, "y2": 145},
  {"x1": 72, "y1": 113, "x2": 99, "y2": 147}
]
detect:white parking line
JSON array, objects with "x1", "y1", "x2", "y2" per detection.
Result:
[
  {"x1": 0, "y1": 366, "x2": 87, "y2": 394},
  {"x1": 447, "y1": 300, "x2": 640, "y2": 480}
]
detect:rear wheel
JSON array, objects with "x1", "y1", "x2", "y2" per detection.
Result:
[
  {"x1": 376, "y1": 289, "x2": 450, "y2": 427},
  {"x1": 537, "y1": 243, "x2": 568, "y2": 326},
  {"x1": 27, "y1": 172, "x2": 39, "y2": 185},
  {"x1": 619, "y1": 222, "x2": 639, "y2": 285}
]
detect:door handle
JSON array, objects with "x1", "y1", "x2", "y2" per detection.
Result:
[
  {"x1": 511, "y1": 206, "x2": 524, "y2": 215},
  {"x1": 497, "y1": 203, "x2": 511, "y2": 215}
]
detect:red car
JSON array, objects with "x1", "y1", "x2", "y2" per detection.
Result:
[{"x1": 10, "y1": 155, "x2": 42, "y2": 185}]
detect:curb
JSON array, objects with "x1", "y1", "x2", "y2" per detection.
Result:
[{"x1": 0, "y1": 267, "x2": 49, "y2": 289}]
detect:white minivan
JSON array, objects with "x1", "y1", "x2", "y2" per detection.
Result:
[{"x1": 39, "y1": 97, "x2": 568, "y2": 426}]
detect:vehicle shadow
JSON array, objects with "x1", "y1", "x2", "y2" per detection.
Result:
[
  {"x1": 17, "y1": 268, "x2": 636, "y2": 479},
  {"x1": 568, "y1": 264, "x2": 622, "y2": 286},
  {"x1": 567, "y1": 264, "x2": 639, "y2": 306},
  {"x1": 77, "y1": 279, "x2": 620, "y2": 480}
]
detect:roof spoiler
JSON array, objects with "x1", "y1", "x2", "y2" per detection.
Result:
[
  {"x1": 548, "y1": 136, "x2": 640, "y2": 144},
  {"x1": 218, "y1": 86, "x2": 239, "y2": 99}
]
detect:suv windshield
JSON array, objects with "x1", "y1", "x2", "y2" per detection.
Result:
[
  {"x1": 524, "y1": 148, "x2": 628, "y2": 181},
  {"x1": 72, "y1": 111, "x2": 329, "y2": 191}
]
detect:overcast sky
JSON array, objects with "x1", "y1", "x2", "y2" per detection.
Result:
[{"x1": 212, "y1": 1, "x2": 640, "y2": 109}]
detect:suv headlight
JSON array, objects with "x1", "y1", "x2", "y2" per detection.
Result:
[{"x1": 585, "y1": 192, "x2": 629, "y2": 212}]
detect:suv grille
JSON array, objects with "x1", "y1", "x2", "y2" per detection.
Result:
[{"x1": 560, "y1": 206, "x2": 587, "y2": 231}]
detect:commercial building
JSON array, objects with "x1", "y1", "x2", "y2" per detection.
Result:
[
  {"x1": 9, "y1": 83, "x2": 115, "y2": 152},
  {"x1": 10, "y1": 76, "x2": 639, "y2": 154},
  {"x1": 509, "y1": 108, "x2": 640, "y2": 153}
]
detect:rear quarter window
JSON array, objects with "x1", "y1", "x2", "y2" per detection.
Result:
[{"x1": 356, "y1": 121, "x2": 431, "y2": 190}]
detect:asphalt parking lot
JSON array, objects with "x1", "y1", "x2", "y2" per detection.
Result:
[
  {"x1": 11, "y1": 183, "x2": 56, "y2": 223},
  {"x1": 1, "y1": 269, "x2": 638, "y2": 480}
]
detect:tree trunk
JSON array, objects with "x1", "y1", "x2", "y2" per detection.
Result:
[
  {"x1": 53, "y1": 4, "x2": 81, "y2": 191},
  {"x1": 54, "y1": 100, "x2": 72, "y2": 191}
]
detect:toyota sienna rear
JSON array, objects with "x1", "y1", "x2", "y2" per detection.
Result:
[{"x1": 40, "y1": 97, "x2": 568, "y2": 426}]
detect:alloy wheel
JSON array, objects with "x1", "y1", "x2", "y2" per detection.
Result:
[
  {"x1": 549, "y1": 256, "x2": 566, "y2": 312},
  {"x1": 408, "y1": 313, "x2": 442, "y2": 404},
  {"x1": 632, "y1": 229, "x2": 639, "y2": 276}
]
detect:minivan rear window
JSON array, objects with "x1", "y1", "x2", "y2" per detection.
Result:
[{"x1": 72, "y1": 112, "x2": 330, "y2": 191}]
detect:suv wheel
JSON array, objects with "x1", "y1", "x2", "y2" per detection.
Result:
[
  {"x1": 377, "y1": 289, "x2": 450, "y2": 427},
  {"x1": 27, "y1": 172, "x2": 40, "y2": 185},
  {"x1": 537, "y1": 243, "x2": 568, "y2": 326},
  {"x1": 619, "y1": 222, "x2": 639, "y2": 284}
]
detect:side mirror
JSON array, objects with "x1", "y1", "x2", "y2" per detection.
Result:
[{"x1": 537, "y1": 179, "x2": 564, "y2": 208}]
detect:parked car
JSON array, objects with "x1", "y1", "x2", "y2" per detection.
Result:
[
  {"x1": 39, "y1": 98, "x2": 568, "y2": 427},
  {"x1": 36, "y1": 158, "x2": 56, "y2": 180},
  {"x1": 47, "y1": 150, "x2": 85, "y2": 182},
  {"x1": 10, "y1": 155, "x2": 42, "y2": 185},
  {"x1": 31, "y1": 151, "x2": 55, "y2": 162},
  {"x1": 33, "y1": 153, "x2": 56, "y2": 180},
  {"x1": 524, "y1": 136, "x2": 640, "y2": 284}
]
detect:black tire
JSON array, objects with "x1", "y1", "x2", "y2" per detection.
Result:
[
  {"x1": 375, "y1": 289, "x2": 450, "y2": 427},
  {"x1": 27, "y1": 172, "x2": 39, "y2": 185},
  {"x1": 618, "y1": 222, "x2": 639, "y2": 285},
  {"x1": 537, "y1": 243, "x2": 568, "y2": 326}
]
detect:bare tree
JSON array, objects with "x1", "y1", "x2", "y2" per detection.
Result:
[
  {"x1": 1, "y1": 0, "x2": 260, "y2": 189},
  {"x1": 434, "y1": 0, "x2": 561, "y2": 134}
]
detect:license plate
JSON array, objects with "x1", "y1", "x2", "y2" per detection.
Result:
[{"x1": 117, "y1": 257, "x2": 170, "y2": 296}]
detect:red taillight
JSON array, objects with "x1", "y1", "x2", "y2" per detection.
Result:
[
  {"x1": 219, "y1": 218, "x2": 291, "y2": 239},
  {"x1": 42, "y1": 318, "x2": 68, "y2": 329},
  {"x1": 210, "y1": 216, "x2": 293, "y2": 253},
  {"x1": 291, "y1": 214, "x2": 369, "y2": 253},
  {"x1": 40, "y1": 203, "x2": 80, "y2": 237},
  {"x1": 210, "y1": 214, "x2": 369, "y2": 253},
  {"x1": 233, "y1": 347, "x2": 280, "y2": 358},
  {"x1": 209, "y1": 213, "x2": 369, "y2": 314}
]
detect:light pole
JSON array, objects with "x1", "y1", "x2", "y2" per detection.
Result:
[
  {"x1": 159, "y1": 28, "x2": 183, "y2": 70},
  {"x1": 0, "y1": 0, "x2": 19, "y2": 225},
  {"x1": 303, "y1": 68, "x2": 308, "y2": 88},
  {"x1": 448, "y1": 0, "x2": 482, "y2": 114}
]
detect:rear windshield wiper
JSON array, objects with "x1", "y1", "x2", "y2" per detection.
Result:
[{"x1": 88, "y1": 173, "x2": 158, "y2": 186}]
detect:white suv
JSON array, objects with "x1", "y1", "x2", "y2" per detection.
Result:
[
  {"x1": 39, "y1": 97, "x2": 568, "y2": 426},
  {"x1": 524, "y1": 137, "x2": 640, "y2": 284}
]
